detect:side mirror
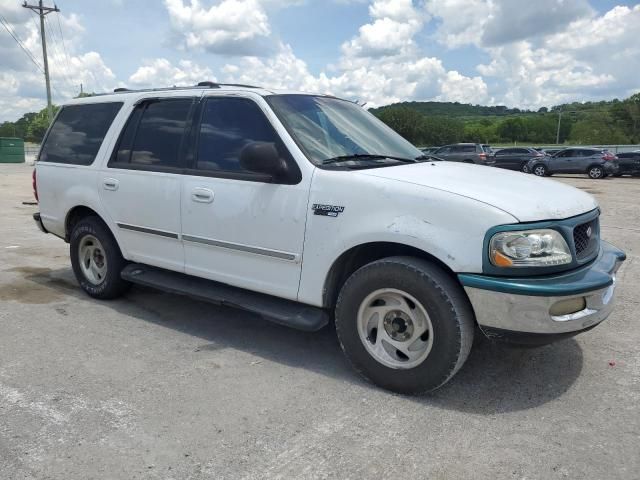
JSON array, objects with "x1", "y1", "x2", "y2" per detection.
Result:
[{"x1": 239, "y1": 142, "x2": 287, "y2": 179}]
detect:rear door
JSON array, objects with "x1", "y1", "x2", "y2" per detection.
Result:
[
  {"x1": 99, "y1": 95, "x2": 197, "y2": 272},
  {"x1": 493, "y1": 148, "x2": 514, "y2": 169},
  {"x1": 576, "y1": 149, "x2": 600, "y2": 173}
]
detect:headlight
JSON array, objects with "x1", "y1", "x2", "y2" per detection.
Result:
[{"x1": 489, "y1": 229, "x2": 571, "y2": 267}]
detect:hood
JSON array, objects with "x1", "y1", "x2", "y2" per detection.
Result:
[{"x1": 358, "y1": 161, "x2": 598, "y2": 222}]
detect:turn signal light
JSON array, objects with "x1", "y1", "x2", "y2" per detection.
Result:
[{"x1": 491, "y1": 250, "x2": 513, "y2": 267}]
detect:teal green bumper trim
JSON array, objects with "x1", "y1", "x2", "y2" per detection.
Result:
[{"x1": 458, "y1": 241, "x2": 626, "y2": 297}]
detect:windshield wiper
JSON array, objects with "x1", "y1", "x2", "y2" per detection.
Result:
[
  {"x1": 322, "y1": 154, "x2": 419, "y2": 165},
  {"x1": 415, "y1": 154, "x2": 441, "y2": 161}
]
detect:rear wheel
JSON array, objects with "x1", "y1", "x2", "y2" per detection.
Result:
[
  {"x1": 70, "y1": 216, "x2": 130, "y2": 299},
  {"x1": 522, "y1": 163, "x2": 530, "y2": 173},
  {"x1": 588, "y1": 166, "x2": 604, "y2": 179},
  {"x1": 533, "y1": 164, "x2": 547, "y2": 177},
  {"x1": 335, "y1": 257, "x2": 474, "y2": 394}
]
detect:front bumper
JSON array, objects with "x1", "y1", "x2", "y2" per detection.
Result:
[
  {"x1": 604, "y1": 162, "x2": 619, "y2": 174},
  {"x1": 459, "y1": 241, "x2": 625, "y2": 341}
]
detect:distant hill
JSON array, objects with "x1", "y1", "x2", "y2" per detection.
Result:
[
  {"x1": 370, "y1": 101, "x2": 534, "y2": 118},
  {"x1": 371, "y1": 93, "x2": 640, "y2": 146}
]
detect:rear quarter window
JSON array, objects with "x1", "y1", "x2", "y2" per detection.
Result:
[{"x1": 39, "y1": 102, "x2": 123, "y2": 165}]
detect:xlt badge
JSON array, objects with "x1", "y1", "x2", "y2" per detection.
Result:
[{"x1": 312, "y1": 204, "x2": 345, "y2": 217}]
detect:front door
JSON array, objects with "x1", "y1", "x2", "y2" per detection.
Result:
[
  {"x1": 180, "y1": 95, "x2": 310, "y2": 301},
  {"x1": 552, "y1": 149, "x2": 576, "y2": 173},
  {"x1": 99, "y1": 95, "x2": 197, "y2": 271}
]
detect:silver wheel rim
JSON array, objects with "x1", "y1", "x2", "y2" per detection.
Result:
[
  {"x1": 78, "y1": 235, "x2": 107, "y2": 285},
  {"x1": 356, "y1": 288, "x2": 434, "y2": 369},
  {"x1": 589, "y1": 168, "x2": 602, "y2": 178},
  {"x1": 534, "y1": 166, "x2": 545, "y2": 176},
  {"x1": 522, "y1": 165, "x2": 529, "y2": 173}
]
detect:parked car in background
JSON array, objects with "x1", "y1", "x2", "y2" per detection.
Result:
[
  {"x1": 420, "y1": 147, "x2": 439, "y2": 155},
  {"x1": 613, "y1": 150, "x2": 640, "y2": 176},
  {"x1": 493, "y1": 147, "x2": 545, "y2": 172},
  {"x1": 526, "y1": 148, "x2": 619, "y2": 179},
  {"x1": 482, "y1": 144, "x2": 494, "y2": 156},
  {"x1": 542, "y1": 148, "x2": 562, "y2": 156},
  {"x1": 433, "y1": 143, "x2": 495, "y2": 165}
]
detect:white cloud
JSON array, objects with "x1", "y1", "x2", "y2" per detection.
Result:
[
  {"x1": 481, "y1": 0, "x2": 593, "y2": 46},
  {"x1": 164, "y1": 0, "x2": 275, "y2": 56},
  {"x1": 476, "y1": 4, "x2": 640, "y2": 108},
  {"x1": 342, "y1": 0, "x2": 426, "y2": 58},
  {"x1": 427, "y1": 0, "x2": 488, "y2": 48},
  {"x1": 129, "y1": 58, "x2": 216, "y2": 87}
]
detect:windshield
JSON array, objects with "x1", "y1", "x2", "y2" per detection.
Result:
[{"x1": 266, "y1": 95, "x2": 423, "y2": 166}]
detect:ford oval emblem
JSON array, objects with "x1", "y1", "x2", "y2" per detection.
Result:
[{"x1": 586, "y1": 226, "x2": 593, "y2": 238}]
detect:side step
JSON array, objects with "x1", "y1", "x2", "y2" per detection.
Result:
[{"x1": 121, "y1": 264, "x2": 329, "y2": 332}]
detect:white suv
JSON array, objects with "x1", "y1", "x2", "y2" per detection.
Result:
[{"x1": 33, "y1": 83, "x2": 625, "y2": 393}]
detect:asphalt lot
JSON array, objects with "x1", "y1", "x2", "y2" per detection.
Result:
[{"x1": 1, "y1": 162, "x2": 639, "y2": 480}]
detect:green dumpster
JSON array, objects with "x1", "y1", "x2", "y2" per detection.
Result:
[{"x1": 0, "y1": 137, "x2": 25, "y2": 163}]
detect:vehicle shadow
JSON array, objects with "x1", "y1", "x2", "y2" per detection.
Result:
[{"x1": 20, "y1": 266, "x2": 583, "y2": 415}]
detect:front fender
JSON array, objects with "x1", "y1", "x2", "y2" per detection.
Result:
[{"x1": 297, "y1": 170, "x2": 517, "y2": 306}]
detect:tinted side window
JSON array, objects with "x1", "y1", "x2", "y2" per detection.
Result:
[
  {"x1": 196, "y1": 97, "x2": 287, "y2": 173},
  {"x1": 130, "y1": 99, "x2": 193, "y2": 168},
  {"x1": 39, "y1": 102, "x2": 122, "y2": 165}
]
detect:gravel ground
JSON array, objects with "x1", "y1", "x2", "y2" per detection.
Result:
[{"x1": 1, "y1": 162, "x2": 638, "y2": 480}]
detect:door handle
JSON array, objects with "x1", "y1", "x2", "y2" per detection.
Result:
[
  {"x1": 191, "y1": 188, "x2": 214, "y2": 204},
  {"x1": 103, "y1": 178, "x2": 119, "y2": 191}
]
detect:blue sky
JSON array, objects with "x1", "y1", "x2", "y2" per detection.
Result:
[{"x1": 1, "y1": 0, "x2": 639, "y2": 121}]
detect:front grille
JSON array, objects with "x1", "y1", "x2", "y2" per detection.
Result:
[{"x1": 573, "y1": 217, "x2": 599, "y2": 260}]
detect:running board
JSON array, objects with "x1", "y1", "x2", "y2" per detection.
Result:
[{"x1": 121, "y1": 264, "x2": 329, "y2": 332}]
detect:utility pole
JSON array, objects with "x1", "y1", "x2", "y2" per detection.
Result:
[
  {"x1": 555, "y1": 107, "x2": 563, "y2": 145},
  {"x1": 22, "y1": 1, "x2": 59, "y2": 124}
]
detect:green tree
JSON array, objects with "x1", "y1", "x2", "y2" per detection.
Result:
[
  {"x1": 421, "y1": 116, "x2": 464, "y2": 145},
  {"x1": 569, "y1": 113, "x2": 629, "y2": 144},
  {"x1": 375, "y1": 107, "x2": 426, "y2": 144},
  {"x1": 497, "y1": 117, "x2": 527, "y2": 142}
]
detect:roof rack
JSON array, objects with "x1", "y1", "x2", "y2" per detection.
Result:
[{"x1": 109, "y1": 82, "x2": 262, "y2": 95}]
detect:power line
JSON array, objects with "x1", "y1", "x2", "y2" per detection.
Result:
[
  {"x1": 43, "y1": 15, "x2": 76, "y2": 92},
  {"x1": 55, "y1": 13, "x2": 72, "y2": 74},
  {"x1": 0, "y1": 15, "x2": 44, "y2": 74}
]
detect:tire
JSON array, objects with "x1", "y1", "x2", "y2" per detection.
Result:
[
  {"x1": 533, "y1": 164, "x2": 547, "y2": 177},
  {"x1": 69, "y1": 216, "x2": 130, "y2": 299},
  {"x1": 588, "y1": 166, "x2": 604, "y2": 179},
  {"x1": 521, "y1": 163, "x2": 530, "y2": 173},
  {"x1": 463, "y1": 159, "x2": 474, "y2": 164},
  {"x1": 334, "y1": 256, "x2": 474, "y2": 394}
]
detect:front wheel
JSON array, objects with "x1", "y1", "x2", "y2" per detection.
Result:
[
  {"x1": 335, "y1": 257, "x2": 474, "y2": 394},
  {"x1": 522, "y1": 163, "x2": 530, "y2": 173},
  {"x1": 70, "y1": 216, "x2": 130, "y2": 299},
  {"x1": 588, "y1": 166, "x2": 604, "y2": 179},
  {"x1": 533, "y1": 164, "x2": 548, "y2": 177}
]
